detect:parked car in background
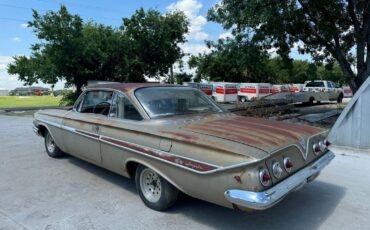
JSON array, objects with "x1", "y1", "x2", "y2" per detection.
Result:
[
  {"x1": 33, "y1": 83, "x2": 334, "y2": 212},
  {"x1": 303, "y1": 80, "x2": 343, "y2": 103},
  {"x1": 342, "y1": 86, "x2": 353, "y2": 98}
]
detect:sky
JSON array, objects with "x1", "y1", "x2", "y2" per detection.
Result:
[{"x1": 0, "y1": 0, "x2": 309, "y2": 90}]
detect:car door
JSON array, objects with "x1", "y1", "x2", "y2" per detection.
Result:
[
  {"x1": 330, "y1": 82, "x2": 340, "y2": 99},
  {"x1": 326, "y1": 81, "x2": 336, "y2": 100},
  {"x1": 62, "y1": 89, "x2": 114, "y2": 164},
  {"x1": 98, "y1": 92, "x2": 152, "y2": 175}
]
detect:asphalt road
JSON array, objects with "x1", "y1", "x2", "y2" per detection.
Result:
[{"x1": 0, "y1": 114, "x2": 369, "y2": 230}]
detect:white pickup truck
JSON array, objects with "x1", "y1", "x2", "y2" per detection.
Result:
[
  {"x1": 303, "y1": 80, "x2": 344, "y2": 103},
  {"x1": 263, "y1": 80, "x2": 344, "y2": 105}
]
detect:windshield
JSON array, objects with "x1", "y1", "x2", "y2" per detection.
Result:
[
  {"x1": 305, "y1": 81, "x2": 324, "y2": 87},
  {"x1": 135, "y1": 86, "x2": 225, "y2": 118}
]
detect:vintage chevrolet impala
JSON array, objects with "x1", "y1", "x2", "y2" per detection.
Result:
[{"x1": 33, "y1": 83, "x2": 335, "y2": 211}]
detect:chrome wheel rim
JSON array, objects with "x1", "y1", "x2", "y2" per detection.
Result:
[
  {"x1": 140, "y1": 168, "x2": 162, "y2": 203},
  {"x1": 46, "y1": 134, "x2": 55, "y2": 153}
]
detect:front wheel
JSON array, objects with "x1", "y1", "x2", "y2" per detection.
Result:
[
  {"x1": 44, "y1": 130, "x2": 64, "y2": 158},
  {"x1": 135, "y1": 165, "x2": 179, "y2": 211}
]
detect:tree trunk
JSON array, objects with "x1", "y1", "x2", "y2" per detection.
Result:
[
  {"x1": 170, "y1": 65, "x2": 174, "y2": 84},
  {"x1": 75, "y1": 81, "x2": 84, "y2": 97}
]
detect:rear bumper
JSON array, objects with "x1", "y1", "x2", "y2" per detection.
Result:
[{"x1": 224, "y1": 151, "x2": 335, "y2": 210}]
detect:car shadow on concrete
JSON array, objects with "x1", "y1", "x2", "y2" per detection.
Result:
[
  {"x1": 168, "y1": 180, "x2": 346, "y2": 230},
  {"x1": 64, "y1": 155, "x2": 345, "y2": 230},
  {"x1": 66, "y1": 156, "x2": 137, "y2": 194}
]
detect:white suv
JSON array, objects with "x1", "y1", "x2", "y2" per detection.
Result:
[{"x1": 303, "y1": 80, "x2": 344, "y2": 103}]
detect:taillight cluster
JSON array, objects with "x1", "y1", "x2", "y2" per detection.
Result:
[
  {"x1": 313, "y1": 139, "x2": 331, "y2": 154},
  {"x1": 259, "y1": 157, "x2": 294, "y2": 187},
  {"x1": 259, "y1": 139, "x2": 331, "y2": 187}
]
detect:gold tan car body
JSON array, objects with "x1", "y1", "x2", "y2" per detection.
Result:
[{"x1": 33, "y1": 83, "x2": 334, "y2": 211}]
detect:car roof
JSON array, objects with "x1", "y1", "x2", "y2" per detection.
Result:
[{"x1": 87, "y1": 83, "x2": 180, "y2": 93}]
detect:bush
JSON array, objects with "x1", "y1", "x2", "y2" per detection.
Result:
[{"x1": 59, "y1": 91, "x2": 80, "y2": 106}]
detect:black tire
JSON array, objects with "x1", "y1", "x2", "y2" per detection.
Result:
[
  {"x1": 135, "y1": 165, "x2": 179, "y2": 211},
  {"x1": 308, "y1": 97, "x2": 315, "y2": 106},
  {"x1": 44, "y1": 130, "x2": 64, "y2": 158},
  {"x1": 240, "y1": 96, "x2": 247, "y2": 103},
  {"x1": 337, "y1": 93, "x2": 343, "y2": 103}
]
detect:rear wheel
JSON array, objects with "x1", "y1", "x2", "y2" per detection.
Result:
[
  {"x1": 44, "y1": 130, "x2": 64, "y2": 158},
  {"x1": 308, "y1": 97, "x2": 315, "y2": 105},
  {"x1": 337, "y1": 93, "x2": 343, "y2": 103},
  {"x1": 135, "y1": 165, "x2": 179, "y2": 211},
  {"x1": 239, "y1": 96, "x2": 247, "y2": 102}
]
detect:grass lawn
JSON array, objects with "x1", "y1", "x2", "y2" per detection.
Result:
[{"x1": 0, "y1": 96, "x2": 62, "y2": 108}]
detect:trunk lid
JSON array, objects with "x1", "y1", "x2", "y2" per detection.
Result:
[{"x1": 181, "y1": 115, "x2": 322, "y2": 153}]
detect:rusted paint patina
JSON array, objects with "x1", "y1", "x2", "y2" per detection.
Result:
[
  {"x1": 183, "y1": 115, "x2": 323, "y2": 153},
  {"x1": 234, "y1": 175, "x2": 242, "y2": 184}
]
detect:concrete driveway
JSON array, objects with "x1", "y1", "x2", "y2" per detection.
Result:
[{"x1": 0, "y1": 114, "x2": 369, "y2": 230}]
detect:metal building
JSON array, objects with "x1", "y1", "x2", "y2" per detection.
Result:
[{"x1": 328, "y1": 76, "x2": 370, "y2": 150}]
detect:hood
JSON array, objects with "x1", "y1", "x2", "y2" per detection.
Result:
[{"x1": 180, "y1": 115, "x2": 323, "y2": 153}]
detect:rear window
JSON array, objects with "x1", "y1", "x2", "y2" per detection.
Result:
[
  {"x1": 135, "y1": 87, "x2": 224, "y2": 118},
  {"x1": 305, "y1": 82, "x2": 325, "y2": 87}
]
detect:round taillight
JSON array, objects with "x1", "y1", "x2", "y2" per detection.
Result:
[
  {"x1": 324, "y1": 139, "x2": 331, "y2": 146},
  {"x1": 319, "y1": 141, "x2": 326, "y2": 152},
  {"x1": 272, "y1": 161, "x2": 283, "y2": 178},
  {"x1": 313, "y1": 143, "x2": 321, "y2": 154},
  {"x1": 259, "y1": 168, "x2": 271, "y2": 187},
  {"x1": 283, "y1": 157, "x2": 293, "y2": 172}
]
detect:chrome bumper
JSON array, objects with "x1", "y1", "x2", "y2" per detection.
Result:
[{"x1": 224, "y1": 151, "x2": 335, "y2": 210}]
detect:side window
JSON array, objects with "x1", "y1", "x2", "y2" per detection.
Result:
[
  {"x1": 80, "y1": 90, "x2": 113, "y2": 116},
  {"x1": 331, "y1": 82, "x2": 337, "y2": 88},
  {"x1": 110, "y1": 94, "x2": 142, "y2": 121}
]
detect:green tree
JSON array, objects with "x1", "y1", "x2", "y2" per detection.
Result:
[
  {"x1": 266, "y1": 57, "x2": 346, "y2": 84},
  {"x1": 8, "y1": 6, "x2": 120, "y2": 97},
  {"x1": 208, "y1": 0, "x2": 370, "y2": 93},
  {"x1": 8, "y1": 6, "x2": 189, "y2": 100},
  {"x1": 174, "y1": 72, "x2": 192, "y2": 84},
  {"x1": 188, "y1": 36, "x2": 271, "y2": 82},
  {"x1": 121, "y1": 8, "x2": 189, "y2": 83}
]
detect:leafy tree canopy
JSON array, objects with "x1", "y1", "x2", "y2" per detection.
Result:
[
  {"x1": 208, "y1": 0, "x2": 370, "y2": 92},
  {"x1": 188, "y1": 35, "x2": 271, "y2": 82},
  {"x1": 8, "y1": 6, "x2": 189, "y2": 98}
]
